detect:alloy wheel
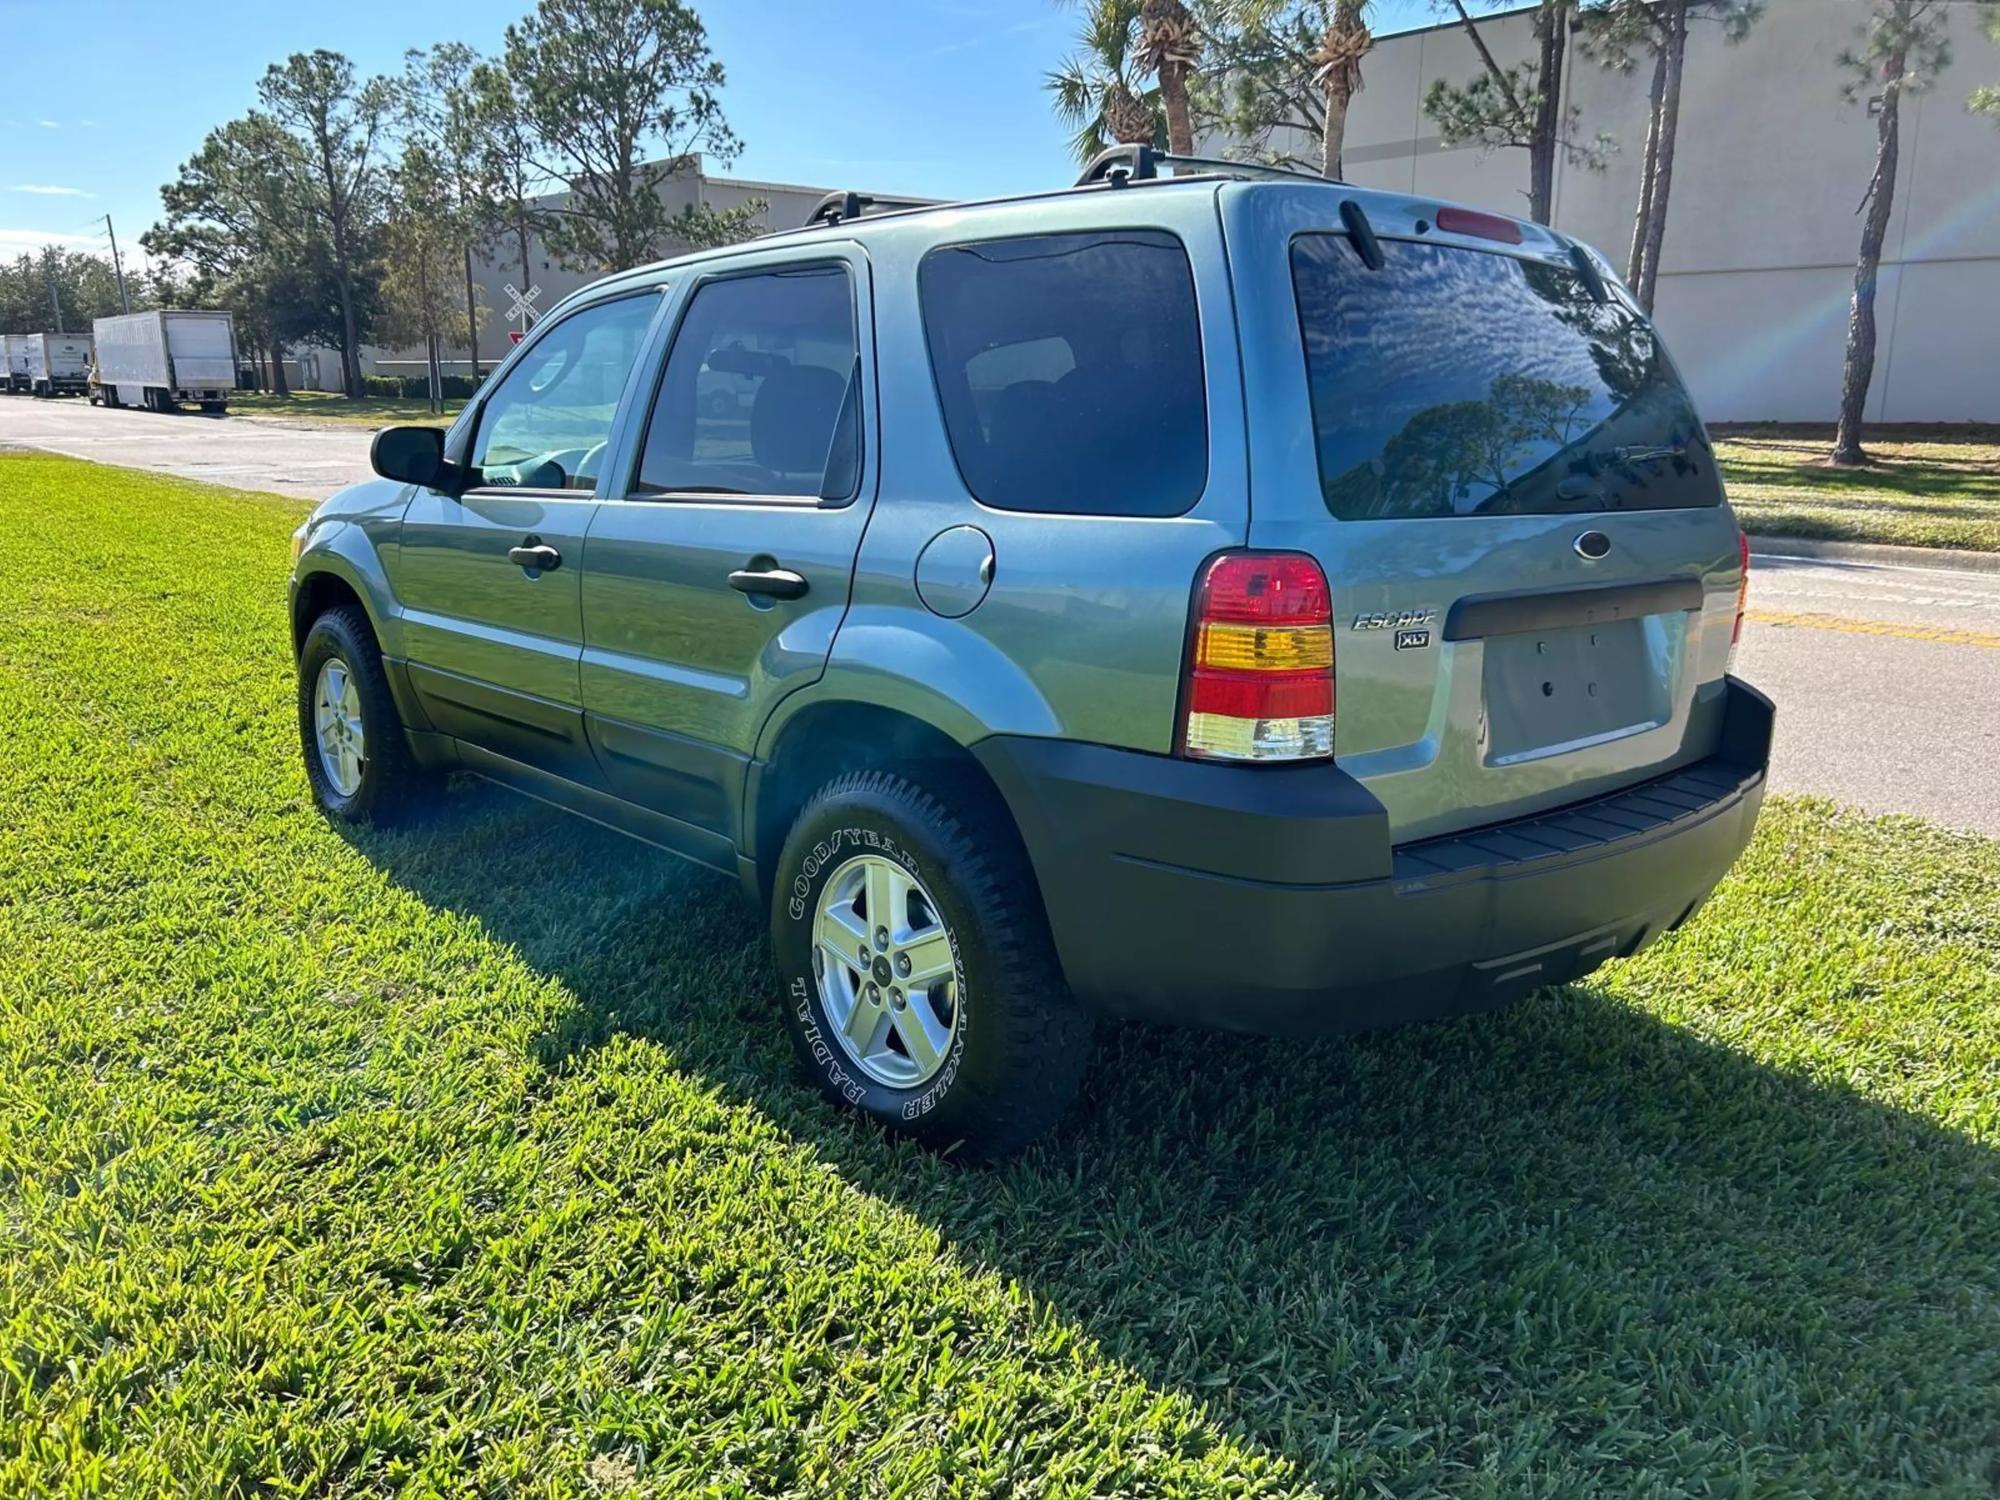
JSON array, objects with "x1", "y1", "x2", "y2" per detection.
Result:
[
  {"x1": 312, "y1": 656, "x2": 366, "y2": 798},
  {"x1": 812, "y1": 853, "x2": 960, "y2": 1088}
]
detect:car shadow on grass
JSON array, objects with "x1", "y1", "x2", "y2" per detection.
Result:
[{"x1": 345, "y1": 777, "x2": 2000, "y2": 1494}]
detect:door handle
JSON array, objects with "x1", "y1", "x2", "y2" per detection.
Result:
[
  {"x1": 728, "y1": 566, "x2": 809, "y2": 601},
  {"x1": 508, "y1": 543, "x2": 561, "y2": 572}
]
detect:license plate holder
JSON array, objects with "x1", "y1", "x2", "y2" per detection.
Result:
[{"x1": 1482, "y1": 618, "x2": 1668, "y2": 765}]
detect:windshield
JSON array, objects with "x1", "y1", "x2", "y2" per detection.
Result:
[{"x1": 1290, "y1": 234, "x2": 1719, "y2": 521}]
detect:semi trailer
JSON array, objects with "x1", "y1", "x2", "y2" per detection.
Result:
[
  {"x1": 0, "y1": 335, "x2": 27, "y2": 394},
  {"x1": 21, "y1": 332, "x2": 93, "y2": 396},
  {"x1": 91, "y1": 310, "x2": 237, "y2": 413}
]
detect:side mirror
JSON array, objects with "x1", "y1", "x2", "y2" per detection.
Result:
[{"x1": 371, "y1": 425, "x2": 448, "y2": 489}]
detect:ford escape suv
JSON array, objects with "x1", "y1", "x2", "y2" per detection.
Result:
[{"x1": 290, "y1": 149, "x2": 1771, "y2": 1159}]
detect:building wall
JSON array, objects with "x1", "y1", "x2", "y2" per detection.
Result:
[
  {"x1": 1329, "y1": 0, "x2": 2000, "y2": 423},
  {"x1": 359, "y1": 166, "x2": 893, "y2": 385}
]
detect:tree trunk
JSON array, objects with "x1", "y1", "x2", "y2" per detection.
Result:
[
  {"x1": 1832, "y1": 44, "x2": 1904, "y2": 467},
  {"x1": 463, "y1": 242, "x2": 481, "y2": 380},
  {"x1": 1160, "y1": 62, "x2": 1195, "y2": 155},
  {"x1": 1527, "y1": 0, "x2": 1568, "y2": 225},
  {"x1": 1320, "y1": 0, "x2": 1368, "y2": 181},
  {"x1": 1321, "y1": 80, "x2": 1348, "y2": 180},
  {"x1": 517, "y1": 210, "x2": 534, "y2": 335},
  {"x1": 1635, "y1": 0, "x2": 1687, "y2": 314},
  {"x1": 271, "y1": 342, "x2": 290, "y2": 398},
  {"x1": 1628, "y1": 42, "x2": 1667, "y2": 287},
  {"x1": 332, "y1": 258, "x2": 361, "y2": 399}
]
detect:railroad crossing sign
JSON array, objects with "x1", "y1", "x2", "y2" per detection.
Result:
[{"x1": 503, "y1": 281, "x2": 542, "y2": 333}]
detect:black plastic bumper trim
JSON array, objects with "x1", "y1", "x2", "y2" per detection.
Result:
[{"x1": 976, "y1": 676, "x2": 1774, "y2": 1037}]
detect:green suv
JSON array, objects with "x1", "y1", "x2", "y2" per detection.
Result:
[{"x1": 290, "y1": 151, "x2": 1771, "y2": 1159}]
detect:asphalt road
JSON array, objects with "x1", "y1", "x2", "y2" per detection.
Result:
[
  {"x1": 3, "y1": 394, "x2": 1996, "y2": 836},
  {"x1": 1736, "y1": 552, "x2": 2000, "y2": 836},
  {"x1": 0, "y1": 395, "x2": 376, "y2": 499}
]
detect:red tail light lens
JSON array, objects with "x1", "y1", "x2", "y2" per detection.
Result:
[
  {"x1": 1731, "y1": 527, "x2": 1750, "y2": 655},
  {"x1": 1181, "y1": 552, "x2": 1335, "y2": 762},
  {"x1": 1434, "y1": 206, "x2": 1524, "y2": 244}
]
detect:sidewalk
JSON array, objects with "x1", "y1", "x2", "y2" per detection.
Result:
[{"x1": 1745, "y1": 534, "x2": 2000, "y2": 575}]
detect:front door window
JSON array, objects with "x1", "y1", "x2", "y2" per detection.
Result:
[{"x1": 469, "y1": 294, "x2": 659, "y2": 492}]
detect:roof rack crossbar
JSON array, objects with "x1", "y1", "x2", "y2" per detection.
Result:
[
  {"x1": 803, "y1": 190, "x2": 931, "y2": 229},
  {"x1": 1074, "y1": 144, "x2": 1160, "y2": 187},
  {"x1": 1072, "y1": 146, "x2": 1327, "y2": 190}
]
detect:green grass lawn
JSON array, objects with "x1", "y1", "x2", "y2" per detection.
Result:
[
  {"x1": 228, "y1": 390, "x2": 461, "y2": 427},
  {"x1": 3, "y1": 452, "x2": 1997, "y2": 1495},
  {"x1": 1715, "y1": 424, "x2": 2000, "y2": 552}
]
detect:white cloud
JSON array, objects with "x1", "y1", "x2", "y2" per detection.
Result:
[
  {"x1": 9, "y1": 184, "x2": 94, "y2": 198},
  {"x1": 0, "y1": 227, "x2": 105, "y2": 258},
  {"x1": 35, "y1": 119, "x2": 60, "y2": 129}
]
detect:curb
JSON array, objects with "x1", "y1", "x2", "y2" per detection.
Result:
[{"x1": 1745, "y1": 534, "x2": 2000, "y2": 575}]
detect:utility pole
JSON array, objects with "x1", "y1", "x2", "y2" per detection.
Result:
[
  {"x1": 102, "y1": 214, "x2": 131, "y2": 315},
  {"x1": 43, "y1": 249, "x2": 64, "y2": 332}
]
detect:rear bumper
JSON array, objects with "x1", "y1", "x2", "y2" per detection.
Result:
[{"x1": 975, "y1": 677, "x2": 1772, "y2": 1036}]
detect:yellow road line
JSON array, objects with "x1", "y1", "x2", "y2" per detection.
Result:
[{"x1": 1747, "y1": 609, "x2": 2000, "y2": 650}]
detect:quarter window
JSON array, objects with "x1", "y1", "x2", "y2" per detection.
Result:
[
  {"x1": 636, "y1": 266, "x2": 861, "y2": 500},
  {"x1": 470, "y1": 294, "x2": 657, "y2": 491},
  {"x1": 919, "y1": 230, "x2": 1207, "y2": 517}
]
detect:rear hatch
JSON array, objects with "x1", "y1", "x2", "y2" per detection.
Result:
[
  {"x1": 1225, "y1": 186, "x2": 1743, "y2": 843},
  {"x1": 164, "y1": 314, "x2": 236, "y2": 389},
  {"x1": 49, "y1": 337, "x2": 91, "y2": 379}
]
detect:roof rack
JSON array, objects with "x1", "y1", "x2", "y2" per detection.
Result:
[
  {"x1": 1072, "y1": 144, "x2": 1327, "y2": 189},
  {"x1": 802, "y1": 190, "x2": 932, "y2": 229}
]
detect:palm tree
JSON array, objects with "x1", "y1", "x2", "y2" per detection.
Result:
[
  {"x1": 1047, "y1": 0, "x2": 1165, "y2": 165},
  {"x1": 1194, "y1": 1, "x2": 1371, "y2": 179},
  {"x1": 1138, "y1": 0, "x2": 1202, "y2": 154},
  {"x1": 1312, "y1": 0, "x2": 1372, "y2": 179}
]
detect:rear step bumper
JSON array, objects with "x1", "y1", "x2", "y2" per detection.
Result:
[{"x1": 975, "y1": 677, "x2": 1773, "y2": 1036}]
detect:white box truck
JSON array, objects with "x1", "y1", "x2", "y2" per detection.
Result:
[
  {"x1": 0, "y1": 335, "x2": 28, "y2": 394},
  {"x1": 91, "y1": 310, "x2": 237, "y2": 413},
  {"x1": 22, "y1": 332, "x2": 93, "y2": 397}
]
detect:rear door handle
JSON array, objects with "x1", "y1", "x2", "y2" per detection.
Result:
[
  {"x1": 728, "y1": 566, "x2": 809, "y2": 601},
  {"x1": 508, "y1": 543, "x2": 561, "y2": 572}
]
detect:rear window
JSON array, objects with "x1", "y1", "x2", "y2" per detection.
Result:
[
  {"x1": 1290, "y1": 235, "x2": 1717, "y2": 520},
  {"x1": 919, "y1": 230, "x2": 1207, "y2": 516}
]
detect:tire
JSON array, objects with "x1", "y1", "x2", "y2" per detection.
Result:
[
  {"x1": 297, "y1": 605, "x2": 431, "y2": 824},
  {"x1": 771, "y1": 769, "x2": 1093, "y2": 1161}
]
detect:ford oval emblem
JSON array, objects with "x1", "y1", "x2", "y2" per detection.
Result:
[{"x1": 1574, "y1": 530, "x2": 1612, "y2": 561}]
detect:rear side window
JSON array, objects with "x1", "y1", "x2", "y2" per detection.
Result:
[
  {"x1": 636, "y1": 265, "x2": 860, "y2": 501},
  {"x1": 1290, "y1": 235, "x2": 1717, "y2": 520},
  {"x1": 919, "y1": 230, "x2": 1207, "y2": 516}
]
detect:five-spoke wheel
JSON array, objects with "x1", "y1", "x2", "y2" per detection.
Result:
[
  {"x1": 312, "y1": 656, "x2": 367, "y2": 798},
  {"x1": 812, "y1": 853, "x2": 960, "y2": 1088}
]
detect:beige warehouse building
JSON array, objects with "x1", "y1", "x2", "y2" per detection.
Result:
[{"x1": 1323, "y1": 0, "x2": 2000, "y2": 423}]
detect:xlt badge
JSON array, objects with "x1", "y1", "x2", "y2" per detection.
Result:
[{"x1": 1394, "y1": 628, "x2": 1432, "y2": 651}]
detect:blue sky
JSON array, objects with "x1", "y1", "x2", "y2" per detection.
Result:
[{"x1": 0, "y1": 0, "x2": 1439, "y2": 270}]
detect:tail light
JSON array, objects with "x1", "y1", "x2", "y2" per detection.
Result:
[
  {"x1": 1730, "y1": 528, "x2": 1750, "y2": 663},
  {"x1": 1180, "y1": 552, "x2": 1335, "y2": 762}
]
